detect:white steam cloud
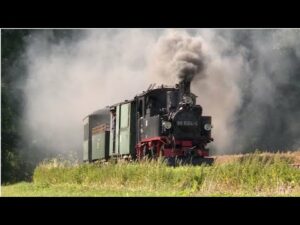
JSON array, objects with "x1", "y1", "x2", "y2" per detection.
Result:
[
  {"x1": 21, "y1": 29, "x2": 300, "y2": 159},
  {"x1": 22, "y1": 29, "x2": 159, "y2": 159}
]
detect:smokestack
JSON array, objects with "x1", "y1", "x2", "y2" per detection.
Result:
[
  {"x1": 179, "y1": 80, "x2": 191, "y2": 96},
  {"x1": 178, "y1": 79, "x2": 191, "y2": 104}
]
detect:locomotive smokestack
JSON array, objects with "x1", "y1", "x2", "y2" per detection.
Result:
[
  {"x1": 179, "y1": 80, "x2": 191, "y2": 96},
  {"x1": 178, "y1": 79, "x2": 192, "y2": 105}
]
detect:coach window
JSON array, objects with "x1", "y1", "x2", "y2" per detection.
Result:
[
  {"x1": 138, "y1": 99, "x2": 144, "y2": 117},
  {"x1": 84, "y1": 122, "x2": 89, "y2": 141}
]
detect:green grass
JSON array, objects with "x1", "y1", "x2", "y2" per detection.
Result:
[{"x1": 2, "y1": 152, "x2": 300, "y2": 196}]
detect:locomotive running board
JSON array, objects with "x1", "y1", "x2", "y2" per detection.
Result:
[{"x1": 164, "y1": 157, "x2": 214, "y2": 166}]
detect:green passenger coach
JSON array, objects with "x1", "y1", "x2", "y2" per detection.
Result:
[
  {"x1": 83, "y1": 108, "x2": 110, "y2": 162},
  {"x1": 109, "y1": 101, "x2": 136, "y2": 158},
  {"x1": 83, "y1": 101, "x2": 136, "y2": 162}
]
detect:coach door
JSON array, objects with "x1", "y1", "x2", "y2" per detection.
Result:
[{"x1": 118, "y1": 103, "x2": 131, "y2": 155}]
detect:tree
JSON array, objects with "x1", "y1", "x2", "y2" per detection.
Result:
[{"x1": 1, "y1": 29, "x2": 31, "y2": 184}]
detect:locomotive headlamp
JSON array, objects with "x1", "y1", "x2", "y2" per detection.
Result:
[
  {"x1": 162, "y1": 121, "x2": 172, "y2": 129},
  {"x1": 183, "y1": 96, "x2": 193, "y2": 104},
  {"x1": 204, "y1": 123, "x2": 212, "y2": 131}
]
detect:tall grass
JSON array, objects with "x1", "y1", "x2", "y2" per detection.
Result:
[
  {"x1": 31, "y1": 152, "x2": 300, "y2": 196},
  {"x1": 201, "y1": 153, "x2": 299, "y2": 195}
]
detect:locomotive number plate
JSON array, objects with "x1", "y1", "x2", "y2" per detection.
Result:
[{"x1": 177, "y1": 121, "x2": 198, "y2": 126}]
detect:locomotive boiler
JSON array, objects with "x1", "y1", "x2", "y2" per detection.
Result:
[{"x1": 83, "y1": 80, "x2": 214, "y2": 165}]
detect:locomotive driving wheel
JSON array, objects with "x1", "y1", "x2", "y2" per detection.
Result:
[
  {"x1": 143, "y1": 145, "x2": 148, "y2": 158},
  {"x1": 159, "y1": 144, "x2": 164, "y2": 157},
  {"x1": 149, "y1": 145, "x2": 154, "y2": 158}
]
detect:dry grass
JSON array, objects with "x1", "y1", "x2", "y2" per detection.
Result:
[
  {"x1": 2, "y1": 151, "x2": 300, "y2": 196},
  {"x1": 213, "y1": 151, "x2": 300, "y2": 165}
]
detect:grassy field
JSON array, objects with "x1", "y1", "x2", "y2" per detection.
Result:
[{"x1": 2, "y1": 151, "x2": 300, "y2": 196}]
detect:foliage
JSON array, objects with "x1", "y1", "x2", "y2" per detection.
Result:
[
  {"x1": 1, "y1": 29, "x2": 31, "y2": 184},
  {"x1": 1, "y1": 29, "x2": 84, "y2": 184}
]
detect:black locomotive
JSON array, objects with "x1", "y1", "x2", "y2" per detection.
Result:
[{"x1": 83, "y1": 80, "x2": 214, "y2": 165}]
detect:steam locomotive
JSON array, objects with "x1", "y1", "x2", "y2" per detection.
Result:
[{"x1": 83, "y1": 80, "x2": 214, "y2": 165}]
